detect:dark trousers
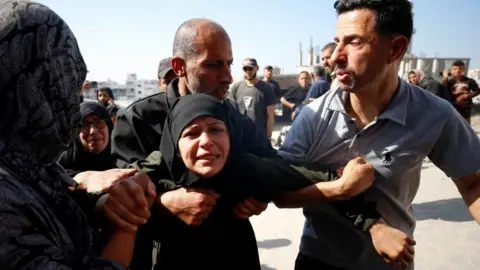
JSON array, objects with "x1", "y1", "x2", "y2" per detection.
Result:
[
  {"x1": 455, "y1": 106, "x2": 472, "y2": 124},
  {"x1": 295, "y1": 253, "x2": 348, "y2": 270}
]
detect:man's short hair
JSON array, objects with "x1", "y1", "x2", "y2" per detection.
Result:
[
  {"x1": 298, "y1": 71, "x2": 310, "y2": 78},
  {"x1": 334, "y1": 0, "x2": 414, "y2": 42},
  {"x1": 264, "y1": 65, "x2": 273, "y2": 70},
  {"x1": 452, "y1": 60, "x2": 465, "y2": 67},
  {"x1": 321, "y1": 42, "x2": 336, "y2": 52},
  {"x1": 408, "y1": 70, "x2": 416, "y2": 76},
  {"x1": 313, "y1": 65, "x2": 326, "y2": 77}
]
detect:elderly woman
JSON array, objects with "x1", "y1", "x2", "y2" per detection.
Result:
[{"x1": 0, "y1": 1, "x2": 154, "y2": 269}]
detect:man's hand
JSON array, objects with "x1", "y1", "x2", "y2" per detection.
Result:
[
  {"x1": 370, "y1": 219, "x2": 416, "y2": 269},
  {"x1": 75, "y1": 168, "x2": 137, "y2": 193},
  {"x1": 99, "y1": 173, "x2": 156, "y2": 232},
  {"x1": 159, "y1": 187, "x2": 220, "y2": 226},
  {"x1": 233, "y1": 198, "x2": 268, "y2": 219},
  {"x1": 333, "y1": 157, "x2": 375, "y2": 200},
  {"x1": 442, "y1": 69, "x2": 450, "y2": 81}
]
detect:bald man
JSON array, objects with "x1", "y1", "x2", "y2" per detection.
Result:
[{"x1": 106, "y1": 18, "x2": 277, "y2": 269}]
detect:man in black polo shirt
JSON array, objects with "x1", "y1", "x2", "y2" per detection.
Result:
[{"x1": 280, "y1": 71, "x2": 312, "y2": 120}]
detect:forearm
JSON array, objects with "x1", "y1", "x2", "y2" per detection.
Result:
[
  {"x1": 458, "y1": 181, "x2": 480, "y2": 224},
  {"x1": 102, "y1": 230, "x2": 137, "y2": 267},
  {"x1": 280, "y1": 97, "x2": 294, "y2": 109},
  {"x1": 266, "y1": 115, "x2": 274, "y2": 137},
  {"x1": 273, "y1": 180, "x2": 342, "y2": 208}
]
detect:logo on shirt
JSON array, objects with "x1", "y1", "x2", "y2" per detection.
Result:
[
  {"x1": 383, "y1": 152, "x2": 392, "y2": 165},
  {"x1": 243, "y1": 96, "x2": 253, "y2": 110}
]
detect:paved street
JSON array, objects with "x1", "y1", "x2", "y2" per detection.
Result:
[{"x1": 252, "y1": 116, "x2": 480, "y2": 270}]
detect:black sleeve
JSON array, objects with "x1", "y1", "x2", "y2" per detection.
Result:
[
  {"x1": 469, "y1": 79, "x2": 480, "y2": 96},
  {"x1": 263, "y1": 84, "x2": 277, "y2": 107},
  {"x1": 111, "y1": 108, "x2": 161, "y2": 168},
  {"x1": 283, "y1": 87, "x2": 296, "y2": 102},
  {"x1": 226, "y1": 101, "x2": 278, "y2": 158},
  {"x1": 273, "y1": 81, "x2": 282, "y2": 100}
]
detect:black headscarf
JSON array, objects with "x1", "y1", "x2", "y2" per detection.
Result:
[
  {"x1": 0, "y1": 1, "x2": 124, "y2": 269},
  {"x1": 159, "y1": 94, "x2": 234, "y2": 184},
  {"x1": 58, "y1": 102, "x2": 116, "y2": 176}
]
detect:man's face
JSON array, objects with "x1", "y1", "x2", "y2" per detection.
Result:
[
  {"x1": 298, "y1": 72, "x2": 311, "y2": 88},
  {"x1": 243, "y1": 65, "x2": 258, "y2": 80},
  {"x1": 264, "y1": 68, "x2": 273, "y2": 79},
  {"x1": 321, "y1": 47, "x2": 334, "y2": 72},
  {"x1": 97, "y1": 90, "x2": 111, "y2": 105},
  {"x1": 451, "y1": 65, "x2": 465, "y2": 79},
  {"x1": 331, "y1": 9, "x2": 399, "y2": 92},
  {"x1": 159, "y1": 70, "x2": 177, "y2": 92},
  {"x1": 183, "y1": 33, "x2": 233, "y2": 100},
  {"x1": 408, "y1": 73, "x2": 419, "y2": 85}
]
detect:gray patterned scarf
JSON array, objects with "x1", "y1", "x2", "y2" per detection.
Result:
[{"x1": 0, "y1": 0, "x2": 91, "y2": 260}]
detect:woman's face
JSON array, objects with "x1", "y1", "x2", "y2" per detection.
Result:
[
  {"x1": 79, "y1": 114, "x2": 109, "y2": 153},
  {"x1": 178, "y1": 116, "x2": 230, "y2": 178}
]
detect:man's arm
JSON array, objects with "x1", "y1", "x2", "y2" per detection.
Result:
[
  {"x1": 467, "y1": 79, "x2": 480, "y2": 99},
  {"x1": 280, "y1": 88, "x2": 296, "y2": 110},
  {"x1": 263, "y1": 83, "x2": 277, "y2": 138},
  {"x1": 428, "y1": 107, "x2": 480, "y2": 224},
  {"x1": 266, "y1": 104, "x2": 275, "y2": 137}
]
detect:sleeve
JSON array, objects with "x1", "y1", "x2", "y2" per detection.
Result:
[
  {"x1": 282, "y1": 88, "x2": 296, "y2": 102},
  {"x1": 227, "y1": 82, "x2": 238, "y2": 103},
  {"x1": 0, "y1": 190, "x2": 125, "y2": 270},
  {"x1": 111, "y1": 108, "x2": 160, "y2": 168},
  {"x1": 278, "y1": 104, "x2": 317, "y2": 161},
  {"x1": 469, "y1": 79, "x2": 480, "y2": 96},
  {"x1": 273, "y1": 81, "x2": 282, "y2": 100},
  {"x1": 226, "y1": 103, "x2": 278, "y2": 158},
  {"x1": 428, "y1": 107, "x2": 480, "y2": 178},
  {"x1": 263, "y1": 84, "x2": 277, "y2": 107}
]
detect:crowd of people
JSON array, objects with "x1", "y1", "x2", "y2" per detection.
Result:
[{"x1": 0, "y1": 0, "x2": 479, "y2": 270}]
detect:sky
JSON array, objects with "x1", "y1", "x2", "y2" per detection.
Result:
[{"x1": 38, "y1": 0, "x2": 480, "y2": 83}]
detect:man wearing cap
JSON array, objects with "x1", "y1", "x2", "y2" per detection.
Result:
[
  {"x1": 263, "y1": 65, "x2": 281, "y2": 100},
  {"x1": 157, "y1": 57, "x2": 177, "y2": 92},
  {"x1": 228, "y1": 58, "x2": 277, "y2": 138}
]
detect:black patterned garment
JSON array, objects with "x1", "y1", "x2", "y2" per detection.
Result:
[{"x1": 0, "y1": 1, "x2": 125, "y2": 269}]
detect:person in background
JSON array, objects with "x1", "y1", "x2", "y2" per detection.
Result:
[
  {"x1": 157, "y1": 57, "x2": 177, "y2": 92},
  {"x1": 263, "y1": 65, "x2": 282, "y2": 100},
  {"x1": 292, "y1": 65, "x2": 331, "y2": 120},
  {"x1": 229, "y1": 58, "x2": 277, "y2": 138},
  {"x1": 411, "y1": 70, "x2": 452, "y2": 102},
  {"x1": 443, "y1": 60, "x2": 480, "y2": 124},
  {"x1": 280, "y1": 71, "x2": 311, "y2": 121},
  {"x1": 0, "y1": 1, "x2": 155, "y2": 268},
  {"x1": 407, "y1": 70, "x2": 418, "y2": 85},
  {"x1": 58, "y1": 102, "x2": 118, "y2": 190},
  {"x1": 97, "y1": 87, "x2": 116, "y2": 106}
]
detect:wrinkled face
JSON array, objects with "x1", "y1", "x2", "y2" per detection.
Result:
[
  {"x1": 321, "y1": 47, "x2": 334, "y2": 72},
  {"x1": 182, "y1": 34, "x2": 234, "y2": 100},
  {"x1": 159, "y1": 70, "x2": 177, "y2": 92},
  {"x1": 408, "y1": 73, "x2": 418, "y2": 85},
  {"x1": 264, "y1": 68, "x2": 273, "y2": 79},
  {"x1": 178, "y1": 116, "x2": 230, "y2": 178},
  {"x1": 298, "y1": 72, "x2": 311, "y2": 88},
  {"x1": 243, "y1": 65, "x2": 258, "y2": 80},
  {"x1": 79, "y1": 114, "x2": 109, "y2": 153},
  {"x1": 97, "y1": 90, "x2": 111, "y2": 105},
  {"x1": 331, "y1": 9, "x2": 405, "y2": 92},
  {"x1": 451, "y1": 65, "x2": 465, "y2": 79}
]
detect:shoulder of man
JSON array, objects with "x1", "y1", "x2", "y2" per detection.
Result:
[{"x1": 120, "y1": 92, "x2": 169, "y2": 122}]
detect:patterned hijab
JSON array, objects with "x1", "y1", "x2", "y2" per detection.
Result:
[{"x1": 0, "y1": 0, "x2": 92, "y2": 261}]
